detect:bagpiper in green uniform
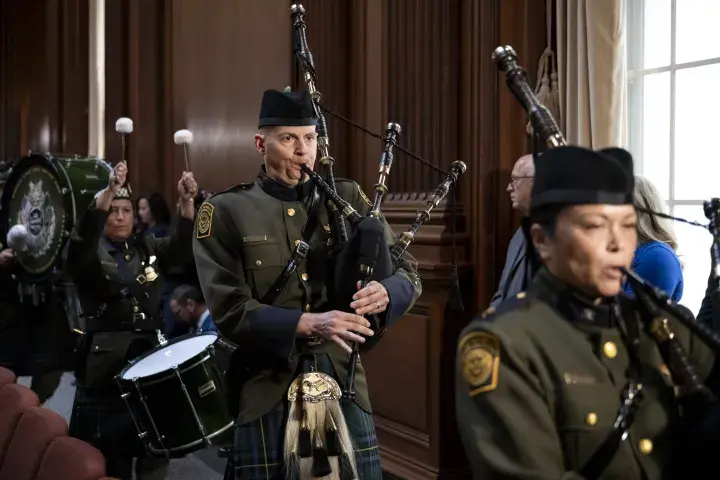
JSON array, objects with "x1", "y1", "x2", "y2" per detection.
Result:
[
  {"x1": 193, "y1": 88, "x2": 422, "y2": 480},
  {"x1": 456, "y1": 146, "x2": 718, "y2": 479},
  {"x1": 66, "y1": 160, "x2": 197, "y2": 480}
]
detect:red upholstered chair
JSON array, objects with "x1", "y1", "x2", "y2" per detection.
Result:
[
  {"x1": 0, "y1": 384, "x2": 39, "y2": 468},
  {"x1": 0, "y1": 407, "x2": 69, "y2": 480},
  {"x1": 36, "y1": 437, "x2": 107, "y2": 480},
  {"x1": 0, "y1": 367, "x2": 15, "y2": 388}
]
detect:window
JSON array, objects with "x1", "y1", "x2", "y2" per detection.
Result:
[{"x1": 627, "y1": 0, "x2": 720, "y2": 314}]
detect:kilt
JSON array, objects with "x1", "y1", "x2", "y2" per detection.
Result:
[
  {"x1": 224, "y1": 399, "x2": 382, "y2": 480},
  {"x1": 69, "y1": 385, "x2": 147, "y2": 460}
]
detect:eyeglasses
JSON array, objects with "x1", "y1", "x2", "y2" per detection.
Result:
[{"x1": 510, "y1": 175, "x2": 534, "y2": 184}]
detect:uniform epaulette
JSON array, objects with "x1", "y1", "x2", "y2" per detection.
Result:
[
  {"x1": 334, "y1": 177, "x2": 356, "y2": 185},
  {"x1": 210, "y1": 181, "x2": 255, "y2": 199},
  {"x1": 478, "y1": 291, "x2": 536, "y2": 323}
]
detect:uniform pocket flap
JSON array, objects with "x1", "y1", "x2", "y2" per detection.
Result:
[
  {"x1": 557, "y1": 383, "x2": 619, "y2": 431},
  {"x1": 241, "y1": 240, "x2": 283, "y2": 269},
  {"x1": 90, "y1": 333, "x2": 118, "y2": 353}
]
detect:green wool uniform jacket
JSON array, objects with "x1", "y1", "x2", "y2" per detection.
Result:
[{"x1": 456, "y1": 268, "x2": 715, "y2": 480}]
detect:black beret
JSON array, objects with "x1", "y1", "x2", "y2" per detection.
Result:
[
  {"x1": 530, "y1": 145, "x2": 634, "y2": 212},
  {"x1": 258, "y1": 89, "x2": 317, "y2": 128},
  {"x1": 90, "y1": 182, "x2": 132, "y2": 211}
]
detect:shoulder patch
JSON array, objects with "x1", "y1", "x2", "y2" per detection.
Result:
[
  {"x1": 459, "y1": 331, "x2": 500, "y2": 395},
  {"x1": 196, "y1": 202, "x2": 214, "y2": 239},
  {"x1": 357, "y1": 184, "x2": 372, "y2": 207}
]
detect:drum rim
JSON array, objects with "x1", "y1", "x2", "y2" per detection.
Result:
[
  {"x1": 0, "y1": 153, "x2": 75, "y2": 282},
  {"x1": 119, "y1": 331, "x2": 219, "y2": 381},
  {"x1": 145, "y1": 420, "x2": 236, "y2": 457},
  {"x1": 0, "y1": 154, "x2": 112, "y2": 283}
]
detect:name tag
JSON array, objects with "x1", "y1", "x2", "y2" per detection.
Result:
[
  {"x1": 243, "y1": 235, "x2": 268, "y2": 244},
  {"x1": 563, "y1": 373, "x2": 597, "y2": 385}
]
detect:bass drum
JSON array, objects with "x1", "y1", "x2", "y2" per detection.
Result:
[{"x1": 0, "y1": 153, "x2": 111, "y2": 283}]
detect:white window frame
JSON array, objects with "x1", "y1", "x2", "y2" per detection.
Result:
[{"x1": 627, "y1": 0, "x2": 720, "y2": 210}]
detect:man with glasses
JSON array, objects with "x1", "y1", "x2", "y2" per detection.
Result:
[{"x1": 489, "y1": 154, "x2": 536, "y2": 308}]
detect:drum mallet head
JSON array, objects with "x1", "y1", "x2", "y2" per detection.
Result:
[
  {"x1": 115, "y1": 117, "x2": 134, "y2": 164},
  {"x1": 7, "y1": 224, "x2": 28, "y2": 251},
  {"x1": 174, "y1": 129, "x2": 193, "y2": 172},
  {"x1": 115, "y1": 117, "x2": 134, "y2": 134}
]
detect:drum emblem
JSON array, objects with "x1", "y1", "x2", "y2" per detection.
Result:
[{"x1": 19, "y1": 179, "x2": 56, "y2": 258}]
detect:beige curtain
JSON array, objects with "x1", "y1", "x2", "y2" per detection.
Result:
[
  {"x1": 556, "y1": 0, "x2": 627, "y2": 149},
  {"x1": 88, "y1": 0, "x2": 105, "y2": 158}
]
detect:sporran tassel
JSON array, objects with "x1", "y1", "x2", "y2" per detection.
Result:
[
  {"x1": 298, "y1": 403, "x2": 313, "y2": 458},
  {"x1": 285, "y1": 372, "x2": 359, "y2": 480},
  {"x1": 339, "y1": 453, "x2": 355, "y2": 480},
  {"x1": 325, "y1": 407, "x2": 341, "y2": 456},
  {"x1": 312, "y1": 429, "x2": 332, "y2": 477}
]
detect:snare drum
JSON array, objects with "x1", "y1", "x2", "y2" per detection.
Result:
[
  {"x1": 116, "y1": 331, "x2": 235, "y2": 457},
  {"x1": 0, "y1": 153, "x2": 111, "y2": 283}
]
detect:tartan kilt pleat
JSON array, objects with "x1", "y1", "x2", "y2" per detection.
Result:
[
  {"x1": 69, "y1": 386, "x2": 147, "y2": 460},
  {"x1": 225, "y1": 400, "x2": 381, "y2": 480}
]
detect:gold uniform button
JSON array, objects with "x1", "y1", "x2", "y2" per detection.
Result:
[
  {"x1": 133, "y1": 305, "x2": 139, "y2": 313},
  {"x1": 124, "y1": 254, "x2": 131, "y2": 261},
  {"x1": 255, "y1": 260, "x2": 262, "y2": 267},
  {"x1": 602, "y1": 341, "x2": 618, "y2": 359},
  {"x1": 301, "y1": 273, "x2": 309, "y2": 281},
  {"x1": 294, "y1": 240, "x2": 300, "y2": 247},
  {"x1": 516, "y1": 292, "x2": 526, "y2": 299},
  {"x1": 287, "y1": 208, "x2": 296, "y2": 217},
  {"x1": 585, "y1": 413, "x2": 597, "y2": 426},
  {"x1": 305, "y1": 304, "x2": 311, "y2": 312},
  {"x1": 638, "y1": 438, "x2": 653, "y2": 455}
]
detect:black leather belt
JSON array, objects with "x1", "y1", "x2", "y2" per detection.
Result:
[
  {"x1": 297, "y1": 353, "x2": 335, "y2": 378},
  {"x1": 84, "y1": 313, "x2": 157, "y2": 333}
]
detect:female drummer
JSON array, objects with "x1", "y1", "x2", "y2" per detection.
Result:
[{"x1": 66, "y1": 160, "x2": 197, "y2": 480}]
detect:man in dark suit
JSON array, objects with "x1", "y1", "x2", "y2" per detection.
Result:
[
  {"x1": 490, "y1": 153, "x2": 535, "y2": 308},
  {"x1": 169, "y1": 284, "x2": 217, "y2": 334}
]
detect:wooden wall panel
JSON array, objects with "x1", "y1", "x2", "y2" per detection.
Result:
[
  {"x1": 105, "y1": 0, "x2": 168, "y2": 202},
  {"x1": 170, "y1": 0, "x2": 292, "y2": 195},
  {"x1": 384, "y1": 0, "x2": 461, "y2": 194},
  {"x1": 105, "y1": 0, "x2": 292, "y2": 202},
  {"x1": 0, "y1": 0, "x2": 88, "y2": 163}
]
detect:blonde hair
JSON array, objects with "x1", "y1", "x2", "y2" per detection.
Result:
[{"x1": 633, "y1": 175, "x2": 678, "y2": 251}]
